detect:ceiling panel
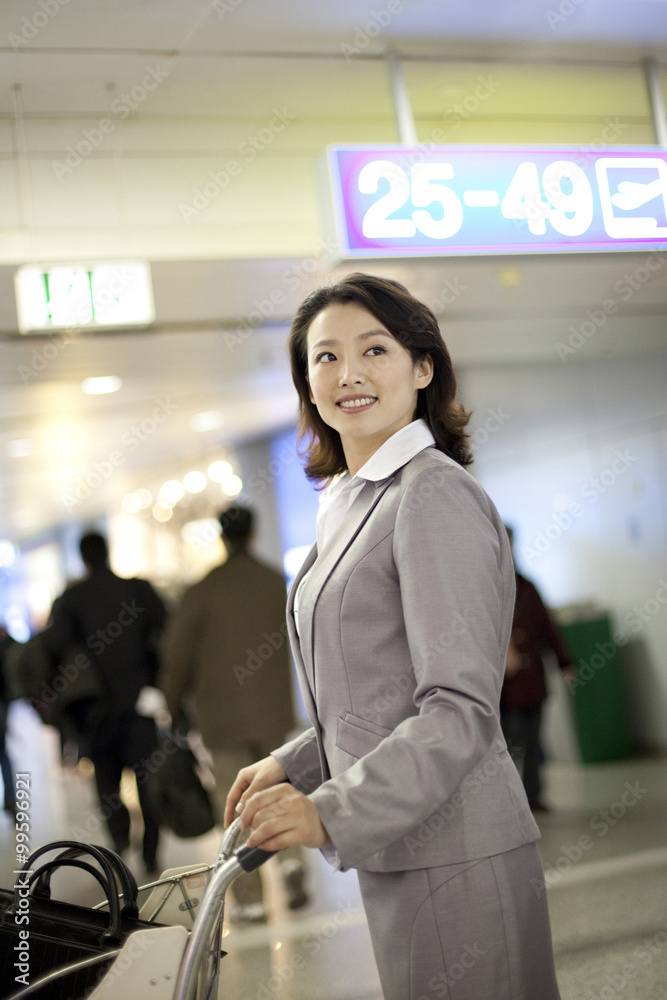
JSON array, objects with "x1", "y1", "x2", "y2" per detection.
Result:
[{"x1": 0, "y1": 0, "x2": 665, "y2": 547}]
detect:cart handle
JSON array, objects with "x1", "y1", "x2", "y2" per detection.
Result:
[
  {"x1": 234, "y1": 843, "x2": 276, "y2": 872},
  {"x1": 172, "y1": 829, "x2": 276, "y2": 1000},
  {"x1": 214, "y1": 814, "x2": 244, "y2": 864},
  {"x1": 216, "y1": 816, "x2": 276, "y2": 871}
]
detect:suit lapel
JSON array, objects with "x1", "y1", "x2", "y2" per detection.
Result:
[
  {"x1": 296, "y1": 476, "x2": 395, "y2": 696},
  {"x1": 287, "y1": 543, "x2": 319, "y2": 725}
]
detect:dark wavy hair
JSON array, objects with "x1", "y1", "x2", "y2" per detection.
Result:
[{"x1": 289, "y1": 272, "x2": 472, "y2": 482}]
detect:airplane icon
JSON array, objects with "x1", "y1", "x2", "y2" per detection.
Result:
[
  {"x1": 611, "y1": 179, "x2": 663, "y2": 211},
  {"x1": 596, "y1": 157, "x2": 667, "y2": 238}
]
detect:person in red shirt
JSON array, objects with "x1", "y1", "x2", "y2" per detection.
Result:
[{"x1": 501, "y1": 527, "x2": 575, "y2": 811}]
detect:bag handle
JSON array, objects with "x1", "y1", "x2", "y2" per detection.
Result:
[
  {"x1": 15, "y1": 841, "x2": 124, "y2": 941},
  {"x1": 35, "y1": 844, "x2": 139, "y2": 918},
  {"x1": 30, "y1": 858, "x2": 113, "y2": 901}
]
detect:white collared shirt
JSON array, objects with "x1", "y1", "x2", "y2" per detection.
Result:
[
  {"x1": 315, "y1": 418, "x2": 436, "y2": 552},
  {"x1": 293, "y1": 419, "x2": 435, "y2": 637}
]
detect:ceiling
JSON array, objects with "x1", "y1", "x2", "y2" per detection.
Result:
[{"x1": 0, "y1": 0, "x2": 666, "y2": 546}]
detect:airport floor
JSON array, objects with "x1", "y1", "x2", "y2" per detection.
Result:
[{"x1": 1, "y1": 700, "x2": 667, "y2": 1000}]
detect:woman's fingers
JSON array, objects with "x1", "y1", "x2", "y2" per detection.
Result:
[
  {"x1": 237, "y1": 784, "x2": 285, "y2": 831},
  {"x1": 224, "y1": 770, "x2": 252, "y2": 827},
  {"x1": 241, "y1": 785, "x2": 330, "y2": 850},
  {"x1": 226, "y1": 763, "x2": 328, "y2": 852},
  {"x1": 224, "y1": 756, "x2": 288, "y2": 827}
]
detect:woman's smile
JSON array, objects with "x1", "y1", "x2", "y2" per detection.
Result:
[{"x1": 336, "y1": 394, "x2": 378, "y2": 412}]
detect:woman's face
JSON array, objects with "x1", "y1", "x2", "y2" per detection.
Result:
[{"x1": 305, "y1": 301, "x2": 433, "y2": 462}]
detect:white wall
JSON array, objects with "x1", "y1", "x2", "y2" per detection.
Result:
[{"x1": 461, "y1": 348, "x2": 667, "y2": 751}]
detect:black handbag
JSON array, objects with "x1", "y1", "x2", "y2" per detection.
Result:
[
  {"x1": 144, "y1": 730, "x2": 217, "y2": 839},
  {"x1": 0, "y1": 840, "x2": 157, "y2": 1000}
]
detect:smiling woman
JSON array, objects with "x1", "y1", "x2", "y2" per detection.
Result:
[{"x1": 225, "y1": 273, "x2": 563, "y2": 1000}]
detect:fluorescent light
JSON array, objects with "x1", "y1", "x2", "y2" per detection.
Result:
[
  {"x1": 159, "y1": 480, "x2": 184, "y2": 504},
  {"x1": 191, "y1": 411, "x2": 224, "y2": 432},
  {"x1": 82, "y1": 376, "x2": 122, "y2": 395},
  {"x1": 184, "y1": 471, "x2": 207, "y2": 493},
  {"x1": 0, "y1": 540, "x2": 16, "y2": 567},
  {"x1": 181, "y1": 518, "x2": 221, "y2": 549},
  {"x1": 221, "y1": 474, "x2": 243, "y2": 497},
  {"x1": 136, "y1": 489, "x2": 153, "y2": 509},
  {"x1": 208, "y1": 460, "x2": 232, "y2": 483},
  {"x1": 152, "y1": 502, "x2": 173, "y2": 522},
  {"x1": 122, "y1": 493, "x2": 142, "y2": 514},
  {"x1": 6, "y1": 439, "x2": 33, "y2": 458}
]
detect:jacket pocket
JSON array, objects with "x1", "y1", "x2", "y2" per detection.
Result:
[{"x1": 336, "y1": 713, "x2": 392, "y2": 759}]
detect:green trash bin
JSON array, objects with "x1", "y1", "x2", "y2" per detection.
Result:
[{"x1": 558, "y1": 612, "x2": 632, "y2": 763}]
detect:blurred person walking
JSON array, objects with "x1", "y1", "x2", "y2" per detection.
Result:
[
  {"x1": 501, "y1": 526, "x2": 575, "y2": 811},
  {"x1": 161, "y1": 505, "x2": 307, "y2": 921},
  {"x1": 0, "y1": 626, "x2": 17, "y2": 815},
  {"x1": 47, "y1": 532, "x2": 167, "y2": 873}
]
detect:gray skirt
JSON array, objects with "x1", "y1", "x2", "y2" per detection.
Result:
[{"x1": 357, "y1": 840, "x2": 561, "y2": 1000}]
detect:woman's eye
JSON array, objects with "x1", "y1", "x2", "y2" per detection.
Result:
[
  {"x1": 366, "y1": 345, "x2": 387, "y2": 357},
  {"x1": 315, "y1": 351, "x2": 336, "y2": 363}
]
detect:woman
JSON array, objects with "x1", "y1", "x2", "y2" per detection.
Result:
[{"x1": 225, "y1": 273, "x2": 561, "y2": 1000}]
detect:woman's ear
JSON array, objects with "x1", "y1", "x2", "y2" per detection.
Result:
[{"x1": 415, "y1": 355, "x2": 434, "y2": 388}]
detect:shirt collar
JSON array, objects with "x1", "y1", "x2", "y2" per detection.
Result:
[
  {"x1": 320, "y1": 419, "x2": 436, "y2": 514},
  {"x1": 355, "y1": 418, "x2": 435, "y2": 482}
]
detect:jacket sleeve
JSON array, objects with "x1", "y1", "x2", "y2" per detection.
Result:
[
  {"x1": 160, "y1": 588, "x2": 202, "y2": 717},
  {"x1": 309, "y1": 463, "x2": 513, "y2": 870},
  {"x1": 141, "y1": 580, "x2": 168, "y2": 641},
  {"x1": 525, "y1": 581, "x2": 571, "y2": 669},
  {"x1": 271, "y1": 727, "x2": 323, "y2": 795},
  {"x1": 45, "y1": 593, "x2": 78, "y2": 660}
]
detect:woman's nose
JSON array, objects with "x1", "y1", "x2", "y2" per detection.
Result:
[{"x1": 338, "y1": 357, "x2": 365, "y2": 386}]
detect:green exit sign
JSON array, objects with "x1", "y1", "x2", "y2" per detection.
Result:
[{"x1": 15, "y1": 261, "x2": 155, "y2": 333}]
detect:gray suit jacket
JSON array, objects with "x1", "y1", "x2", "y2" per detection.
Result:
[{"x1": 272, "y1": 447, "x2": 540, "y2": 873}]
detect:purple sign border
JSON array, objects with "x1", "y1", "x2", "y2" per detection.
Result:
[{"x1": 326, "y1": 144, "x2": 667, "y2": 257}]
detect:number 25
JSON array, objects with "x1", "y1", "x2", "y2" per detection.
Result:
[{"x1": 359, "y1": 161, "x2": 463, "y2": 240}]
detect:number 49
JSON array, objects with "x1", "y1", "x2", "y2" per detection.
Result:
[{"x1": 501, "y1": 161, "x2": 594, "y2": 236}]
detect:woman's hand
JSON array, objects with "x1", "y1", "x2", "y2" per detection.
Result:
[
  {"x1": 239, "y1": 783, "x2": 331, "y2": 852},
  {"x1": 223, "y1": 755, "x2": 287, "y2": 827}
]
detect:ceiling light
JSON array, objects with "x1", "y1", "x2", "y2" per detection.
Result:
[
  {"x1": 152, "y1": 502, "x2": 173, "y2": 523},
  {"x1": 6, "y1": 439, "x2": 33, "y2": 458},
  {"x1": 208, "y1": 460, "x2": 232, "y2": 483},
  {"x1": 136, "y1": 488, "x2": 153, "y2": 509},
  {"x1": 159, "y1": 480, "x2": 184, "y2": 504},
  {"x1": 497, "y1": 267, "x2": 522, "y2": 288},
  {"x1": 122, "y1": 493, "x2": 142, "y2": 514},
  {"x1": 222, "y1": 474, "x2": 243, "y2": 497},
  {"x1": 184, "y1": 471, "x2": 207, "y2": 493},
  {"x1": 0, "y1": 540, "x2": 16, "y2": 567},
  {"x1": 181, "y1": 518, "x2": 221, "y2": 548},
  {"x1": 81, "y1": 376, "x2": 122, "y2": 395},
  {"x1": 191, "y1": 411, "x2": 224, "y2": 432}
]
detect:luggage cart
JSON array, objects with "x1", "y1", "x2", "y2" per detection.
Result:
[{"x1": 5, "y1": 818, "x2": 274, "y2": 1000}]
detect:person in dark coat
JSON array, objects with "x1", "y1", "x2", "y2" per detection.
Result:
[
  {"x1": 0, "y1": 626, "x2": 17, "y2": 815},
  {"x1": 47, "y1": 532, "x2": 167, "y2": 872},
  {"x1": 501, "y1": 527, "x2": 574, "y2": 811}
]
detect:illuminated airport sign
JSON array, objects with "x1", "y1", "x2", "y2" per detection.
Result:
[
  {"x1": 14, "y1": 261, "x2": 155, "y2": 333},
  {"x1": 325, "y1": 145, "x2": 667, "y2": 256}
]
